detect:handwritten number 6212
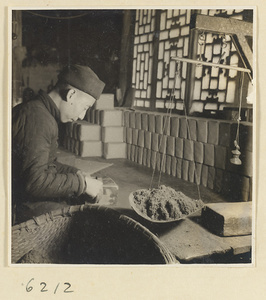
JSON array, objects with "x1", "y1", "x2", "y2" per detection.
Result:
[{"x1": 25, "y1": 278, "x2": 73, "y2": 293}]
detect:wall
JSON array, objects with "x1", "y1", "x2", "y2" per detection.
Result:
[
  {"x1": 124, "y1": 9, "x2": 253, "y2": 201},
  {"x1": 58, "y1": 10, "x2": 254, "y2": 202}
]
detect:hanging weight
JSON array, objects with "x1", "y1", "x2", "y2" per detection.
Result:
[{"x1": 230, "y1": 140, "x2": 242, "y2": 165}]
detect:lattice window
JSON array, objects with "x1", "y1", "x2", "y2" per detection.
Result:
[
  {"x1": 189, "y1": 9, "x2": 252, "y2": 116},
  {"x1": 132, "y1": 10, "x2": 156, "y2": 108},
  {"x1": 190, "y1": 33, "x2": 239, "y2": 114},
  {"x1": 155, "y1": 9, "x2": 191, "y2": 111},
  {"x1": 131, "y1": 9, "x2": 252, "y2": 117},
  {"x1": 202, "y1": 9, "x2": 244, "y2": 20}
]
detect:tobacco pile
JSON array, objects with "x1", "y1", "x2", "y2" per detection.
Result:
[{"x1": 132, "y1": 185, "x2": 204, "y2": 221}]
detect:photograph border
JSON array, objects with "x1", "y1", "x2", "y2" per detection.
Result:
[{"x1": 1, "y1": 1, "x2": 265, "y2": 299}]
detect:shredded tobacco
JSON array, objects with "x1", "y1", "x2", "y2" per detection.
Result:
[{"x1": 133, "y1": 185, "x2": 204, "y2": 221}]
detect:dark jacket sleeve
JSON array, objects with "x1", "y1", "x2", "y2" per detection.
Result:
[{"x1": 18, "y1": 109, "x2": 86, "y2": 199}]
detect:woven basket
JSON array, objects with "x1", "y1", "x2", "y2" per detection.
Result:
[{"x1": 12, "y1": 204, "x2": 178, "y2": 264}]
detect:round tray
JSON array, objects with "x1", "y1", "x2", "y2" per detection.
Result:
[{"x1": 129, "y1": 191, "x2": 203, "y2": 224}]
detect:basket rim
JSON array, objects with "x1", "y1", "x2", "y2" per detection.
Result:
[
  {"x1": 12, "y1": 204, "x2": 123, "y2": 230},
  {"x1": 12, "y1": 204, "x2": 178, "y2": 264}
]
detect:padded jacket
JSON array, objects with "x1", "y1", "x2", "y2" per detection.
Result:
[{"x1": 12, "y1": 90, "x2": 86, "y2": 206}]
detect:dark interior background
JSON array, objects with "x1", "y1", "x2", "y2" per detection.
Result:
[{"x1": 21, "y1": 10, "x2": 124, "y2": 93}]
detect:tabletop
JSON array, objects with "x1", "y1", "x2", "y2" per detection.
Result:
[{"x1": 57, "y1": 150, "x2": 252, "y2": 264}]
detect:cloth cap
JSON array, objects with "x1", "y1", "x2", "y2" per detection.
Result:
[{"x1": 58, "y1": 64, "x2": 105, "y2": 100}]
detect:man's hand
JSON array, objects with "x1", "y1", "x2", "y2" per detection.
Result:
[{"x1": 84, "y1": 176, "x2": 103, "y2": 200}]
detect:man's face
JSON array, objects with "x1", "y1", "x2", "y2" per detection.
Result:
[{"x1": 59, "y1": 89, "x2": 96, "y2": 123}]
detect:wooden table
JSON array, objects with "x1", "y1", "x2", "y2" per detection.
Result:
[{"x1": 57, "y1": 150, "x2": 252, "y2": 264}]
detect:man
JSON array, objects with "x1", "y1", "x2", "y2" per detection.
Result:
[{"x1": 12, "y1": 64, "x2": 105, "y2": 224}]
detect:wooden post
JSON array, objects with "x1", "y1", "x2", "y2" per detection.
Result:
[
  {"x1": 149, "y1": 10, "x2": 161, "y2": 111},
  {"x1": 12, "y1": 10, "x2": 24, "y2": 107},
  {"x1": 183, "y1": 27, "x2": 199, "y2": 115},
  {"x1": 118, "y1": 10, "x2": 136, "y2": 107}
]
